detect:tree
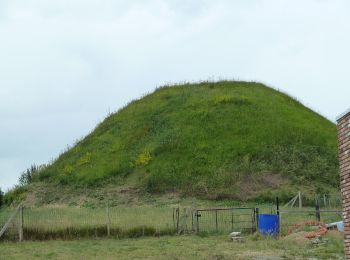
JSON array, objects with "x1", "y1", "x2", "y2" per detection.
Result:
[
  {"x1": 0, "y1": 188, "x2": 4, "y2": 208},
  {"x1": 19, "y1": 164, "x2": 38, "y2": 186}
]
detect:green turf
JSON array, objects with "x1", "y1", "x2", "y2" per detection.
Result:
[
  {"x1": 0, "y1": 233, "x2": 344, "y2": 259},
  {"x1": 10, "y1": 81, "x2": 339, "y2": 203}
]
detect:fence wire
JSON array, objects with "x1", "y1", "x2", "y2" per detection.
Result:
[
  {"x1": 195, "y1": 208, "x2": 256, "y2": 234},
  {"x1": 0, "y1": 203, "x2": 344, "y2": 241},
  {"x1": 19, "y1": 206, "x2": 177, "y2": 240},
  {"x1": 279, "y1": 209, "x2": 343, "y2": 235},
  {"x1": 0, "y1": 207, "x2": 20, "y2": 241}
]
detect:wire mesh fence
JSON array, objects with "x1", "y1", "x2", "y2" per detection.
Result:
[
  {"x1": 0, "y1": 199, "x2": 344, "y2": 241},
  {"x1": 279, "y1": 209, "x2": 343, "y2": 235},
  {"x1": 0, "y1": 205, "x2": 257, "y2": 240},
  {"x1": 20, "y1": 206, "x2": 178, "y2": 240},
  {"x1": 0, "y1": 206, "x2": 20, "y2": 241},
  {"x1": 318, "y1": 194, "x2": 342, "y2": 209}
]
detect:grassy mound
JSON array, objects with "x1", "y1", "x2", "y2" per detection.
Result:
[{"x1": 29, "y1": 81, "x2": 338, "y2": 201}]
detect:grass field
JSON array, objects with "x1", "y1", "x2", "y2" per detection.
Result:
[
  {"x1": 0, "y1": 200, "x2": 344, "y2": 259},
  {"x1": 0, "y1": 233, "x2": 344, "y2": 260}
]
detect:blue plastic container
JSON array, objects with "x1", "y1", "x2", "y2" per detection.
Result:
[
  {"x1": 336, "y1": 221, "x2": 344, "y2": 232},
  {"x1": 258, "y1": 214, "x2": 279, "y2": 236}
]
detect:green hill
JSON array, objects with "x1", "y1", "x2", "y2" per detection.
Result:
[{"x1": 21, "y1": 81, "x2": 339, "y2": 203}]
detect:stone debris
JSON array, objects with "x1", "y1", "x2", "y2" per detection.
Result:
[
  {"x1": 311, "y1": 236, "x2": 328, "y2": 247},
  {"x1": 229, "y1": 231, "x2": 244, "y2": 242}
]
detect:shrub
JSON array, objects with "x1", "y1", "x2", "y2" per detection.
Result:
[
  {"x1": 4, "y1": 186, "x2": 27, "y2": 206},
  {"x1": 135, "y1": 149, "x2": 152, "y2": 166},
  {"x1": 0, "y1": 188, "x2": 4, "y2": 208},
  {"x1": 19, "y1": 164, "x2": 47, "y2": 185}
]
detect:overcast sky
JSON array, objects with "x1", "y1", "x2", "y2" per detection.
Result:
[{"x1": 1, "y1": 0, "x2": 350, "y2": 191}]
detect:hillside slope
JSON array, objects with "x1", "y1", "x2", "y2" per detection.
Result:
[{"x1": 31, "y1": 81, "x2": 338, "y2": 202}]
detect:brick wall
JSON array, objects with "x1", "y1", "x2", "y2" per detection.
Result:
[{"x1": 337, "y1": 109, "x2": 350, "y2": 258}]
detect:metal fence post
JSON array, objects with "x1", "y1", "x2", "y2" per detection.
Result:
[
  {"x1": 255, "y1": 208, "x2": 259, "y2": 230},
  {"x1": 315, "y1": 198, "x2": 321, "y2": 222},
  {"x1": 276, "y1": 197, "x2": 281, "y2": 235}
]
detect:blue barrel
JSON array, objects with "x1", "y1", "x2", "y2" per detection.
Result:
[{"x1": 258, "y1": 214, "x2": 279, "y2": 236}]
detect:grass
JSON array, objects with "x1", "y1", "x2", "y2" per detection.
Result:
[
  {"x1": 0, "y1": 201, "x2": 344, "y2": 258},
  {"x1": 0, "y1": 80, "x2": 343, "y2": 258},
  {"x1": 0, "y1": 233, "x2": 344, "y2": 259},
  {"x1": 7, "y1": 80, "x2": 339, "y2": 206}
]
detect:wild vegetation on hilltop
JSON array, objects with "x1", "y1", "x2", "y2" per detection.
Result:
[{"x1": 5, "y1": 81, "x2": 339, "y2": 204}]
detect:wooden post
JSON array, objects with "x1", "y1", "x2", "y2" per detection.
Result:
[
  {"x1": 19, "y1": 205, "x2": 23, "y2": 242},
  {"x1": 290, "y1": 194, "x2": 298, "y2": 208},
  {"x1": 181, "y1": 208, "x2": 188, "y2": 233},
  {"x1": 106, "y1": 203, "x2": 110, "y2": 237},
  {"x1": 176, "y1": 208, "x2": 180, "y2": 233},
  {"x1": 191, "y1": 210, "x2": 194, "y2": 232},
  {"x1": 323, "y1": 194, "x2": 327, "y2": 208},
  {"x1": 196, "y1": 210, "x2": 199, "y2": 233},
  {"x1": 0, "y1": 204, "x2": 22, "y2": 239},
  {"x1": 191, "y1": 200, "x2": 197, "y2": 232},
  {"x1": 250, "y1": 209, "x2": 255, "y2": 233},
  {"x1": 278, "y1": 211, "x2": 282, "y2": 236},
  {"x1": 298, "y1": 191, "x2": 302, "y2": 209},
  {"x1": 215, "y1": 210, "x2": 218, "y2": 232},
  {"x1": 173, "y1": 208, "x2": 175, "y2": 230},
  {"x1": 231, "y1": 211, "x2": 234, "y2": 231}
]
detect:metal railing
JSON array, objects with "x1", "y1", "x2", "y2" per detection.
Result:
[{"x1": 194, "y1": 207, "x2": 257, "y2": 233}]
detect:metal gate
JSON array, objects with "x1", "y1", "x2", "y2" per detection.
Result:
[{"x1": 194, "y1": 207, "x2": 257, "y2": 233}]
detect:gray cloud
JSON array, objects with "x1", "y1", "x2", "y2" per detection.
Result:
[{"x1": 1, "y1": 0, "x2": 349, "y2": 190}]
